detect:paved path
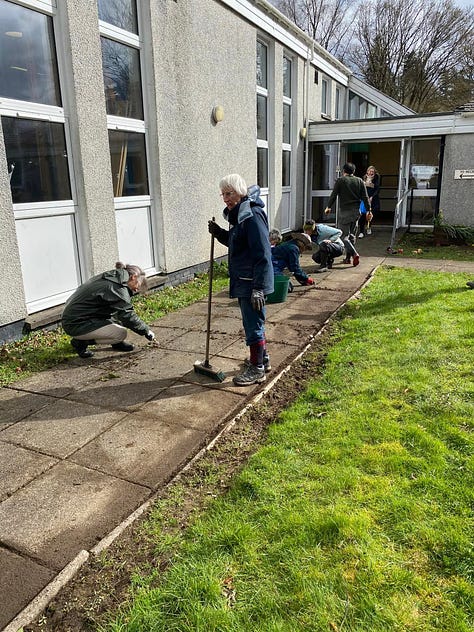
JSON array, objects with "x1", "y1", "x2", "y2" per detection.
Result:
[{"x1": 1, "y1": 231, "x2": 473, "y2": 631}]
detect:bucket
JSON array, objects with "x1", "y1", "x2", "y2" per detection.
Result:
[{"x1": 266, "y1": 274, "x2": 290, "y2": 304}]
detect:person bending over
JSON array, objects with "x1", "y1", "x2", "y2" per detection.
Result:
[
  {"x1": 271, "y1": 232, "x2": 315, "y2": 285},
  {"x1": 304, "y1": 221, "x2": 344, "y2": 272},
  {"x1": 62, "y1": 262, "x2": 155, "y2": 358}
]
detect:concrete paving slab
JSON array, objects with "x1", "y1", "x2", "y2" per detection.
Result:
[
  {"x1": 0, "y1": 388, "x2": 53, "y2": 427},
  {"x1": 160, "y1": 330, "x2": 238, "y2": 355},
  {"x1": 0, "y1": 400, "x2": 127, "y2": 458},
  {"x1": 0, "y1": 442, "x2": 58, "y2": 502},
  {"x1": 9, "y1": 363, "x2": 104, "y2": 398},
  {"x1": 0, "y1": 461, "x2": 149, "y2": 570},
  {"x1": 70, "y1": 399, "x2": 231, "y2": 488},
  {"x1": 0, "y1": 547, "x2": 55, "y2": 630}
]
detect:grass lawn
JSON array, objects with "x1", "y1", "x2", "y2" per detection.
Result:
[
  {"x1": 397, "y1": 231, "x2": 474, "y2": 261},
  {"x1": 100, "y1": 267, "x2": 474, "y2": 632}
]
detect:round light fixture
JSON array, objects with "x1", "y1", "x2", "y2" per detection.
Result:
[{"x1": 212, "y1": 105, "x2": 224, "y2": 123}]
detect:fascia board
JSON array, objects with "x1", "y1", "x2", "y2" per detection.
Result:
[{"x1": 308, "y1": 113, "x2": 474, "y2": 142}]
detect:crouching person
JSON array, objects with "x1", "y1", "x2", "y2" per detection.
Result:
[
  {"x1": 271, "y1": 232, "x2": 315, "y2": 286},
  {"x1": 308, "y1": 223, "x2": 345, "y2": 272},
  {"x1": 62, "y1": 262, "x2": 156, "y2": 358}
]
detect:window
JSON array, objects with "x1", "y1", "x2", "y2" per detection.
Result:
[
  {"x1": 282, "y1": 55, "x2": 292, "y2": 187},
  {"x1": 3, "y1": 116, "x2": 71, "y2": 204},
  {"x1": 0, "y1": 1, "x2": 61, "y2": 106},
  {"x1": 321, "y1": 78, "x2": 329, "y2": 116},
  {"x1": 335, "y1": 86, "x2": 342, "y2": 120},
  {"x1": 256, "y1": 40, "x2": 269, "y2": 189},
  {"x1": 0, "y1": 0, "x2": 70, "y2": 205},
  {"x1": 99, "y1": 0, "x2": 149, "y2": 198},
  {"x1": 109, "y1": 130, "x2": 149, "y2": 197},
  {"x1": 97, "y1": 0, "x2": 138, "y2": 33},
  {"x1": 101, "y1": 38, "x2": 143, "y2": 119}
]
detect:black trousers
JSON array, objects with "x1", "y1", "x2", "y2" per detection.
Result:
[{"x1": 312, "y1": 241, "x2": 344, "y2": 267}]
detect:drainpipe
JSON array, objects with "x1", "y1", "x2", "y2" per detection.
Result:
[
  {"x1": 435, "y1": 135, "x2": 445, "y2": 219},
  {"x1": 302, "y1": 42, "x2": 313, "y2": 225}
]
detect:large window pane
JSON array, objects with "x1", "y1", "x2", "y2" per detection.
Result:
[
  {"x1": 282, "y1": 150, "x2": 291, "y2": 186},
  {"x1": 283, "y1": 103, "x2": 291, "y2": 144},
  {"x1": 2, "y1": 116, "x2": 71, "y2": 203},
  {"x1": 0, "y1": 0, "x2": 61, "y2": 106},
  {"x1": 283, "y1": 56, "x2": 291, "y2": 98},
  {"x1": 257, "y1": 147, "x2": 268, "y2": 189},
  {"x1": 109, "y1": 130, "x2": 149, "y2": 196},
  {"x1": 101, "y1": 38, "x2": 143, "y2": 119},
  {"x1": 256, "y1": 41, "x2": 267, "y2": 89},
  {"x1": 257, "y1": 94, "x2": 267, "y2": 141},
  {"x1": 97, "y1": 0, "x2": 138, "y2": 33},
  {"x1": 311, "y1": 143, "x2": 339, "y2": 190}
]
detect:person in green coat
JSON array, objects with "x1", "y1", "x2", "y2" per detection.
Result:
[
  {"x1": 62, "y1": 262, "x2": 155, "y2": 358},
  {"x1": 324, "y1": 162, "x2": 371, "y2": 267}
]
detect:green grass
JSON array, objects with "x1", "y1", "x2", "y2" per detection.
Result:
[
  {"x1": 0, "y1": 263, "x2": 229, "y2": 387},
  {"x1": 100, "y1": 267, "x2": 474, "y2": 632},
  {"x1": 397, "y1": 231, "x2": 474, "y2": 261}
]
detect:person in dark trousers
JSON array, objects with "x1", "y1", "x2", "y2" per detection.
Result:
[
  {"x1": 324, "y1": 162, "x2": 370, "y2": 266},
  {"x1": 208, "y1": 174, "x2": 274, "y2": 386},
  {"x1": 271, "y1": 232, "x2": 315, "y2": 285},
  {"x1": 303, "y1": 220, "x2": 345, "y2": 272},
  {"x1": 62, "y1": 262, "x2": 156, "y2": 358}
]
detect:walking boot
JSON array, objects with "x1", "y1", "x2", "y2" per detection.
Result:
[
  {"x1": 111, "y1": 341, "x2": 134, "y2": 352},
  {"x1": 233, "y1": 363, "x2": 266, "y2": 386},
  {"x1": 71, "y1": 338, "x2": 94, "y2": 358}
]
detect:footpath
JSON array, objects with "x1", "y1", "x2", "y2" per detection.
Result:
[{"x1": 1, "y1": 230, "x2": 473, "y2": 631}]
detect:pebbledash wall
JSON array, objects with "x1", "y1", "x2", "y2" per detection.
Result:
[{"x1": 0, "y1": 0, "x2": 412, "y2": 344}]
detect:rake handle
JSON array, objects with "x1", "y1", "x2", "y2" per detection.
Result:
[{"x1": 204, "y1": 218, "x2": 215, "y2": 365}]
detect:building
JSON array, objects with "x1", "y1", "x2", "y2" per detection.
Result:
[{"x1": 1, "y1": 0, "x2": 472, "y2": 344}]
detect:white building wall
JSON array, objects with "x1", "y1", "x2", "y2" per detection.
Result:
[
  {"x1": 148, "y1": 0, "x2": 257, "y2": 271},
  {"x1": 59, "y1": 1, "x2": 119, "y2": 277},
  {"x1": 439, "y1": 134, "x2": 474, "y2": 227},
  {"x1": 0, "y1": 126, "x2": 26, "y2": 331}
]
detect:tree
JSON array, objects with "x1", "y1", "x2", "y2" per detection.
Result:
[
  {"x1": 270, "y1": 0, "x2": 358, "y2": 58},
  {"x1": 353, "y1": 0, "x2": 474, "y2": 112}
]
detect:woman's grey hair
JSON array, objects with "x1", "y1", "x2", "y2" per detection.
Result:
[
  {"x1": 269, "y1": 228, "x2": 282, "y2": 244},
  {"x1": 219, "y1": 174, "x2": 248, "y2": 197},
  {"x1": 116, "y1": 262, "x2": 148, "y2": 292}
]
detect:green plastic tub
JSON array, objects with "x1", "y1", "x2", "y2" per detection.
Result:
[{"x1": 266, "y1": 274, "x2": 290, "y2": 304}]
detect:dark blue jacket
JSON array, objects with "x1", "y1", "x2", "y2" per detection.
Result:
[
  {"x1": 213, "y1": 188, "x2": 274, "y2": 298},
  {"x1": 271, "y1": 240, "x2": 310, "y2": 285}
]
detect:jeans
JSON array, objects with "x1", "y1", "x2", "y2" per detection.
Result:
[
  {"x1": 238, "y1": 296, "x2": 266, "y2": 346},
  {"x1": 312, "y1": 241, "x2": 344, "y2": 266}
]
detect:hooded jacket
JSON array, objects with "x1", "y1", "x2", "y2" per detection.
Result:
[
  {"x1": 271, "y1": 240, "x2": 311, "y2": 286},
  {"x1": 62, "y1": 268, "x2": 149, "y2": 337},
  {"x1": 213, "y1": 187, "x2": 274, "y2": 298}
]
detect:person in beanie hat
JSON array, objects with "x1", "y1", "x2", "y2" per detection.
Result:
[
  {"x1": 208, "y1": 174, "x2": 274, "y2": 387},
  {"x1": 271, "y1": 232, "x2": 315, "y2": 286}
]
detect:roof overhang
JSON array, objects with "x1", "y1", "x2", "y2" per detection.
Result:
[{"x1": 308, "y1": 111, "x2": 474, "y2": 142}]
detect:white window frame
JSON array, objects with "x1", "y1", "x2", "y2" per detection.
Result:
[
  {"x1": 282, "y1": 53, "x2": 292, "y2": 188},
  {"x1": 257, "y1": 38, "x2": 270, "y2": 194},
  {"x1": 321, "y1": 77, "x2": 330, "y2": 117}
]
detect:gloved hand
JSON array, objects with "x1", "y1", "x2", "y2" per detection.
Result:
[
  {"x1": 208, "y1": 220, "x2": 220, "y2": 236},
  {"x1": 251, "y1": 289, "x2": 265, "y2": 311},
  {"x1": 145, "y1": 330, "x2": 155, "y2": 341},
  {"x1": 305, "y1": 277, "x2": 315, "y2": 286}
]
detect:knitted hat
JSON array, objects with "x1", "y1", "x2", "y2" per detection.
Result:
[{"x1": 291, "y1": 232, "x2": 312, "y2": 250}]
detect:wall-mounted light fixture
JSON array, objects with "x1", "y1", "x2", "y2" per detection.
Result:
[
  {"x1": 300, "y1": 127, "x2": 307, "y2": 139},
  {"x1": 212, "y1": 105, "x2": 224, "y2": 123}
]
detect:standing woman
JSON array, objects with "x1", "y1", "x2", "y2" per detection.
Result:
[
  {"x1": 62, "y1": 262, "x2": 156, "y2": 358},
  {"x1": 359, "y1": 165, "x2": 380, "y2": 236},
  {"x1": 208, "y1": 174, "x2": 274, "y2": 386}
]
